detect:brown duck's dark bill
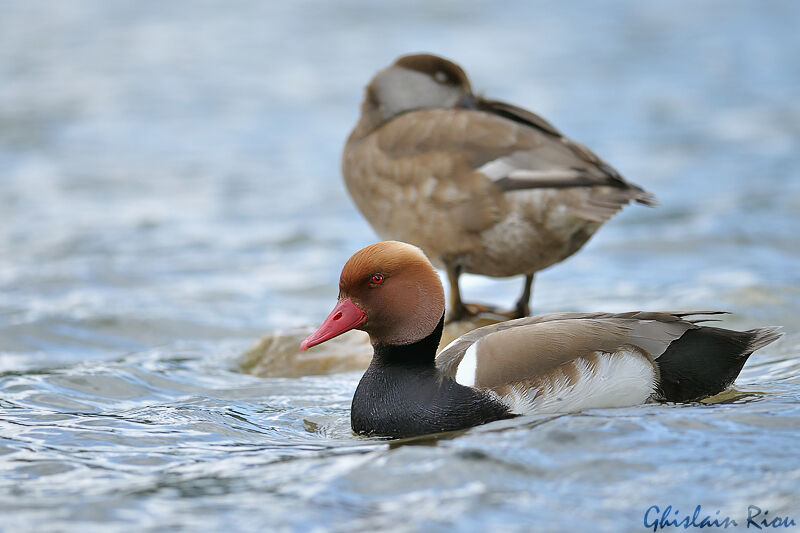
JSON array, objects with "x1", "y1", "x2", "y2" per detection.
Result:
[{"x1": 299, "y1": 299, "x2": 367, "y2": 352}]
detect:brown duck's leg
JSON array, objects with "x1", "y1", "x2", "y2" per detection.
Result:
[
  {"x1": 490, "y1": 274, "x2": 534, "y2": 319},
  {"x1": 514, "y1": 274, "x2": 534, "y2": 318},
  {"x1": 445, "y1": 262, "x2": 468, "y2": 323}
]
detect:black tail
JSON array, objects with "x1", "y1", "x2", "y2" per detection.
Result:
[{"x1": 655, "y1": 326, "x2": 782, "y2": 402}]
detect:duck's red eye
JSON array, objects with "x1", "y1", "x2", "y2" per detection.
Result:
[{"x1": 370, "y1": 273, "x2": 384, "y2": 285}]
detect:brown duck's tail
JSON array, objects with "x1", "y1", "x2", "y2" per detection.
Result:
[
  {"x1": 633, "y1": 188, "x2": 658, "y2": 207},
  {"x1": 654, "y1": 325, "x2": 782, "y2": 402}
]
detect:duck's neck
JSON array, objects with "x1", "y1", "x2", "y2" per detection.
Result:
[{"x1": 370, "y1": 315, "x2": 444, "y2": 369}]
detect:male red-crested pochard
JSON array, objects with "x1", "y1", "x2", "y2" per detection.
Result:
[
  {"x1": 343, "y1": 53, "x2": 657, "y2": 322},
  {"x1": 300, "y1": 242, "x2": 782, "y2": 438}
]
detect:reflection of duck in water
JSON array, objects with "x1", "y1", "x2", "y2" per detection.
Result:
[
  {"x1": 301, "y1": 242, "x2": 782, "y2": 438},
  {"x1": 343, "y1": 53, "x2": 656, "y2": 322}
]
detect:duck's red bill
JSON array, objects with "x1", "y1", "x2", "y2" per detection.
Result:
[{"x1": 300, "y1": 299, "x2": 367, "y2": 352}]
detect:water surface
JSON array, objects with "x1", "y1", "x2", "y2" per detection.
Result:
[{"x1": 1, "y1": 2, "x2": 799, "y2": 531}]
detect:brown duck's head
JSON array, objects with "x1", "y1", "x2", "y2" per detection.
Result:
[
  {"x1": 300, "y1": 241, "x2": 445, "y2": 351},
  {"x1": 362, "y1": 53, "x2": 475, "y2": 125}
]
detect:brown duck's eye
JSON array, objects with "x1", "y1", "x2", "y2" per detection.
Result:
[{"x1": 370, "y1": 273, "x2": 385, "y2": 285}]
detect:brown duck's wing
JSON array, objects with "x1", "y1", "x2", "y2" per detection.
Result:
[
  {"x1": 367, "y1": 107, "x2": 642, "y2": 194},
  {"x1": 368, "y1": 107, "x2": 535, "y2": 166},
  {"x1": 345, "y1": 107, "x2": 654, "y2": 234},
  {"x1": 474, "y1": 98, "x2": 564, "y2": 138},
  {"x1": 435, "y1": 312, "x2": 721, "y2": 389},
  {"x1": 475, "y1": 97, "x2": 657, "y2": 210},
  {"x1": 344, "y1": 108, "x2": 538, "y2": 235}
]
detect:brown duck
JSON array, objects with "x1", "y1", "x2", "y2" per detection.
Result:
[{"x1": 343, "y1": 53, "x2": 656, "y2": 321}]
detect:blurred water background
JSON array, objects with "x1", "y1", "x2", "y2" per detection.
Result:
[{"x1": 1, "y1": 1, "x2": 799, "y2": 531}]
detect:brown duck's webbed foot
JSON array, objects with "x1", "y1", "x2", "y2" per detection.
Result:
[
  {"x1": 492, "y1": 307, "x2": 529, "y2": 320},
  {"x1": 449, "y1": 302, "x2": 510, "y2": 323},
  {"x1": 464, "y1": 302, "x2": 503, "y2": 316},
  {"x1": 446, "y1": 303, "x2": 494, "y2": 323},
  {"x1": 462, "y1": 274, "x2": 534, "y2": 321}
]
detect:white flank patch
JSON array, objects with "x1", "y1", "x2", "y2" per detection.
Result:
[
  {"x1": 455, "y1": 342, "x2": 479, "y2": 387},
  {"x1": 478, "y1": 158, "x2": 517, "y2": 181},
  {"x1": 499, "y1": 348, "x2": 656, "y2": 415}
]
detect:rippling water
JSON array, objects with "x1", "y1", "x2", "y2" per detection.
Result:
[{"x1": 2, "y1": 1, "x2": 799, "y2": 531}]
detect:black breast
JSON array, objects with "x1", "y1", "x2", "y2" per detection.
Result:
[
  {"x1": 351, "y1": 363, "x2": 513, "y2": 438},
  {"x1": 350, "y1": 315, "x2": 514, "y2": 438}
]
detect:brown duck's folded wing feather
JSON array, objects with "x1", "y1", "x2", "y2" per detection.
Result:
[
  {"x1": 371, "y1": 108, "x2": 536, "y2": 166},
  {"x1": 435, "y1": 312, "x2": 720, "y2": 389},
  {"x1": 475, "y1": 97, "x2": 624, "y2": 182},
  {"x1": 369, "y1": 107, "x2": 643, "y2": 194},
  {"x1": 344, "y1": 109, "x2": 532, "y2": 235},
  {"x1": 475, "y1": 97, "x2": 658, "y2": 210},
  {"x1": 474, "y1": 98, "x2": 565, "y2": 138}
]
